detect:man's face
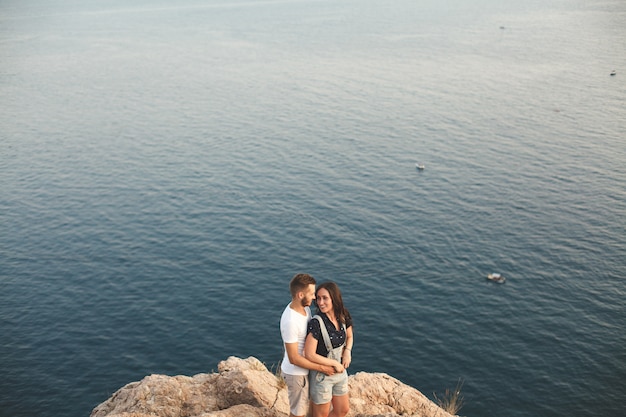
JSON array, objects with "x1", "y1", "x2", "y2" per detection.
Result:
[{"x1": 300, "y1": 284, "x2": 316, "y2": 307}]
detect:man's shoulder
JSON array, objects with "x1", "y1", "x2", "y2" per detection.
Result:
[
  {"x1": 280, "y1": 303, "x2": 292, "y2": 323},
  {"x1": 280, "y1": 304, "x2": 311, "y2": 327},
  {"x1": 281, "y1": 304, "x2": 309, "y2": 318}
]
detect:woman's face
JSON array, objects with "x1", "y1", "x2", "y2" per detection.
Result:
[{"x1": 316, "y1": 288, "x2": 333, "y2": 315}]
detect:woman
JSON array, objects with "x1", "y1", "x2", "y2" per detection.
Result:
[{"x1": 304, "y1": 281, "x2": 353, "y2": 417}]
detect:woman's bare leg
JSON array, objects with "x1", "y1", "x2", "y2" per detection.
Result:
[
  {"x1": 311, "y1": 401, "x2": 332, "y2": 417},
  {"x1": 329, "y1": 394, "x2": 349, "y2": 417}
]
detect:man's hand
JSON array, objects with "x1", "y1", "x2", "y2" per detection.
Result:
[{"x1": 320, "y1": 365, "x2": 336, "y2": 376}]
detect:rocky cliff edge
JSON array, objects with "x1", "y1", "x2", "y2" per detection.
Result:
[{"x1": 90, "y1": 356, "x2": 455, "y2": 417}]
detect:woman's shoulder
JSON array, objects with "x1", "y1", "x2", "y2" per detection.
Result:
[
  {"x1": 312, "y1": 312, "x2": 329, "y2": 323},
  {"x1": 307, "y1": 314, "x2": 323, "y2": 337}
]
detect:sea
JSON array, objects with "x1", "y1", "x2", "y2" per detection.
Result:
[{"x1": 1, "y1": 0, "x2": 625, "y2": 416}]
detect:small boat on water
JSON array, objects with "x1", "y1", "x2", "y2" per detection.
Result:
[
  {"x1": 415, "y1": 163, "x2": 425, "y2": 170},
  {"x1": 610, "y1": 70, "x2": 616, "y2": 76},
  {"x1": 487, "y1": 273, "x2": 506, "y2": 283}
]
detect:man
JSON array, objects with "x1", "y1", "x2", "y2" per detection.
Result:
[{"x1": 280, "y1": 273, "x2": 336, "y2": 417}]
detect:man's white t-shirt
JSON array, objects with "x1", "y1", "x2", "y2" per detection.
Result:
[{"x1": 280, "y1": 303, "x2": 312, "y2": 376}]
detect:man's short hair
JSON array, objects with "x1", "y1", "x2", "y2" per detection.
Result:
[{"x1": 289, "y1": 273, "x2": 316, "y2": 297}]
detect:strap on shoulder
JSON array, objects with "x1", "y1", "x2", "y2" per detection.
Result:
[{"x1": 313, "y1": 315, "x2": 333, "y2": 354}]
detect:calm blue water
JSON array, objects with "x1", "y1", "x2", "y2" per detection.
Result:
[{"x1": 1, "y1": 1, "x2": 625, "y2": 416}]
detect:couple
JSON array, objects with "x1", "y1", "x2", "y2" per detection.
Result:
[{"x1": 280, "y1": 273, "x2": 353, "y2": 417}]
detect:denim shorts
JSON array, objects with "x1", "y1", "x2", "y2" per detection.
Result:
[{"x1": 309, "y1": 370, "x2": 348, "y2": 404}]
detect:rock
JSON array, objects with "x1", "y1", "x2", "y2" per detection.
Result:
[
  {"x1": 90, "y1": 373, "x2": 219, "y2": 417},
  {"x1": 91, "y1": 356, "x2": 455, "y2": 417},
  {"x1": 214, "y1": 356, "x2": 289, "y2": 413},
  {"x1": 199, "y1": 404, "x2": 286, "y2": 417},
  {"x1": 348, "y1": 373, "x2": 453, "y2": 417}
]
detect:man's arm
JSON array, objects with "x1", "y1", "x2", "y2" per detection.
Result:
[
  {"x1": 284, "y1": 342, "x2": 335, "y2": 375},
  {"x1": 303, "y1": 333, "x2": 344, "y2": 373}
]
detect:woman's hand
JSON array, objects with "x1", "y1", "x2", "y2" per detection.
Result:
[
  {"x1": 332, "y1": 360, "x2": 345, "y2": 373},
  {"x1": 342, "y1": 348, "x2": 352, "y2": 368}
]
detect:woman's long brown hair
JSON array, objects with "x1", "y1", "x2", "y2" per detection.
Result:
[{"x1": 316, "y1": 281, "x2": 351, "y2": 326}]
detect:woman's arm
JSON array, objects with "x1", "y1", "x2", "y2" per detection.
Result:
[
  {"x1": 304, "y1": 333, "x2": 344, "y2": 373},
  {"x1": 341, "y1": 326, "x2": 353, "y2": 368}
]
